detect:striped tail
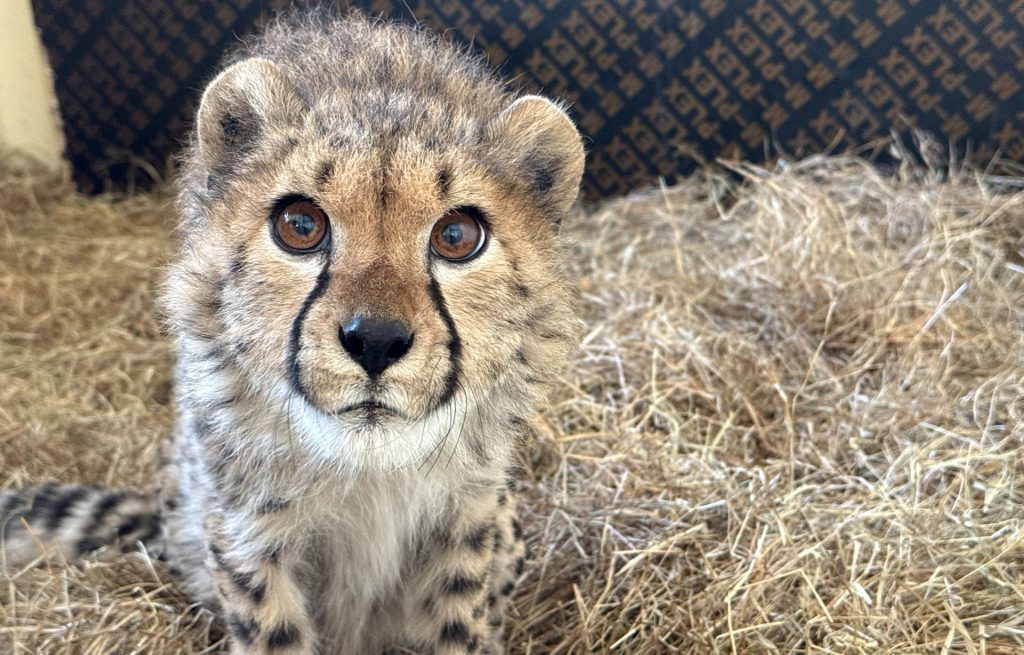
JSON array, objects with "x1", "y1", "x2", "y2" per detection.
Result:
[{"x1": 0, "y1": 483, "x2": 163, "y2": 568}]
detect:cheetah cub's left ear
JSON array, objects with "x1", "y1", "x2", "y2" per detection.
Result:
[
  {"x1": 486, "y1": 96, "x2": 585, "y2": 219},
  {"x1": 196, "y1": 57, "x2": 306, "y2": 171}
]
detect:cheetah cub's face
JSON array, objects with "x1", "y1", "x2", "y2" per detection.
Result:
[{"x1": 168, "y1": 52, "x2": 584, "y2": 472}]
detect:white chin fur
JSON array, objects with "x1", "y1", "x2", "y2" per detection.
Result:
[{"x1": 272, "y1": 381, "x2": 467, "y2": 474}]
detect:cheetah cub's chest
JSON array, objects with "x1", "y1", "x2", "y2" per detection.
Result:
[{"x1": 159, "y1": 11, "x2": 583, "y2": 655}]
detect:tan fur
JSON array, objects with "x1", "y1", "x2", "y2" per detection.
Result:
[
  {"x1": 154, "y1": 10, "x2": 584, "y2": 655},
  {"x1": 0, "y1": 10, "x2": 581, "y2": 654}
]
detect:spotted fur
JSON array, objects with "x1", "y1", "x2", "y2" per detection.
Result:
[{"x1": 2, "y1": 10, "x2": 582, "y2": 654}]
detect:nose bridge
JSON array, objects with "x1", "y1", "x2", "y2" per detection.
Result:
[{"x1": 334, "y1": 254, "x2": 421, "y2": 322}]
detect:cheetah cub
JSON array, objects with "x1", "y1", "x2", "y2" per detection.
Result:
[{"x1": 1, "y1": 10, "x2": 583, "y2": 655}]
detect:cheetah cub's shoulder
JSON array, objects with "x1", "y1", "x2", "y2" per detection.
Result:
[{"x1": 160, "y1": 11, "x2": 583, "y2": 655}]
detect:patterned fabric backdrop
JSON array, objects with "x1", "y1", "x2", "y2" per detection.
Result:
[{"x1": 31, "y1": 0, "x2": 1024, "y2": 198}]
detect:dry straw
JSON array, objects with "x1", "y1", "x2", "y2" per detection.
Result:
[{"x1": 1, "y1": 150, "x2": 1022, "y2": 653}]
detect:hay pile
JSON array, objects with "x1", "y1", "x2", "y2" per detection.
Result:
[{"x1": 1, "y1": 152, "x2": 1023, "y2": 653}]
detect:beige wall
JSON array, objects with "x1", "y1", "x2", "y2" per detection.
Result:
[{"x1": 0, "y1": 0, "x2": 65, "y2": 172}]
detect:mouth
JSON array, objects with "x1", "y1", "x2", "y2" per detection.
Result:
[{"x1": 334, "y1": 401, "x2": 397, "y2": 418}]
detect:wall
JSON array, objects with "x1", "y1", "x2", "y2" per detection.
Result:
[
  {"x1": 29, "y1": 0, "x2": 1024, "y2": 197},
  {"x1": 0, "y1": 0, "x2": 64, "y2": 172}
]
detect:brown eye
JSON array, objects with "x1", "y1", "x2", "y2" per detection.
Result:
[
  {"x1": 271, "y1": 198, "x2": 330, "y2": 253},
  {"x1": 430, "y1": 209, "x2": 487, "y2": 262}
]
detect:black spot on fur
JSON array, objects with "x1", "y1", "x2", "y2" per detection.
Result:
[
  {"x1": 267, "y1": 622, "x2": 301, "y2": 649},
  {"x1": 22, "y1": 482, "x2": 59, "y2": 523},
  {"x1": 247, "y1": 580, "x2": 268, "y2": 604},
  {"x1": 229, "y1": 613, "x2": 259, "y2": 646},
  {"x1": 377, "y1": 156, "x2": 395, "y2": 209},
  {"x1": 215, "y1": 554, "x2": 266, "y2": 604},
  {"x1": 496, "y1": 491, "x2": 507, "y2": 507},
  {"x1": 229, "y1": 245, "x2": 247, "y2": 278},
  {"x1": 486, "y1": 593, "x2": 497, "y2": 607},
  {"x1": 208, "y1": 280, "x2": 225, "y2": 313},
  {"x1": 511, "y1": 519, "x2": 523, "y2": 541},
  {"x1": 256, "y1": 497, "x2": 291, "y2": 514},
  {"x1": 437, "y1": 167, "x2": 452, "y2": 196},
  {"x1": 126, "y1": 530, "x2": 158, "y2": 554},
  {"x1": 0, "y1": 492, "x2": 27, "y2": 525},
  {"x1": 76, "y1": 537, "x2": 102, "y2": 555},
  {"x1": 220, "y1": 113, "x2": 259, "y2": 152},
  {"x1": 441, "y1": 573, "x2": 484, "y2": 595},
  {"x1": 488, "y1": 616, "x2": 502, "y2": 628},
  {"x1": 467, "y1": 635, "x2": 480, "y2": 652},
  {"x1": 515, "y1": 556, "x2": 526, "y2": 576},
  {"x1": 440, "y1": 620, "x2": 470, "y2": 644},
  {"x1": 463, "y1": 523, "x2": 494, "y2": 552},
  {"x1": 316, "y1": 159, "x2": 335, "y2": 189},
  {"x1": 265, "y1": 543, "x2": 283, "y2": 564},
  {"x1": 43, "y1": 486, "x2": 88, "y2": 531},
  {"x1": 277, "y1": 136, "x2": 300, "y2": 159},
  {"x1": 524, "y1": 153, "x2": 559, "y2": 194},
  {"x1": 115, "y1": 514, "x2": 143, "y2": 537},
  {"x1": 427, "y1": 523, "x2": 453, "y2": 550},
  {"x1": 208, "y1": 541, "x2": 224, "y2": 559},
  {"x1": 513, "y1": 281, "x2": 531, "y2": 298}
]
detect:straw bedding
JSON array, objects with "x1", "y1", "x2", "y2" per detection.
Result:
[{"x1": 1, "y1": 152, "x2": 1022, "y2": 654}]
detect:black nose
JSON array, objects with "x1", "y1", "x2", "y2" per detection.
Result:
[{"x1": 339, "y1": 316, "x2": 414, "y2": 379}]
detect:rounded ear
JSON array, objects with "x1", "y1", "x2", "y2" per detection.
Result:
[
  {"x1": 485, "y1": 95, "x2": 585, "y2": 218},
  {"x1": 196, "y1": 57, "x2": 306, "y2": 171}
]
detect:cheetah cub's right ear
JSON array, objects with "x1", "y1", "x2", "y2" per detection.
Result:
[
  {"x1": 486, "y1": 96, "x2": 586, "y2": 219},
  {"x1": 196, "y1": 57, "x2": 306, "y2": 171}
]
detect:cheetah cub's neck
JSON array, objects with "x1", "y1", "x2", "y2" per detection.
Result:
[{"x1": 160, "y1": 11, "x2": 583, "y2": 655}]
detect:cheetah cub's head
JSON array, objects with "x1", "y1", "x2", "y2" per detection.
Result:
[{"x1": 167, "y1": 18, "x2": 584, "y2": 473}]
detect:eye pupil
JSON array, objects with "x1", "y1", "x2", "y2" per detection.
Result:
[
  {"x1": 442, "y1": 223, "x2": 463, "y2": 246},
  {"x1": 430, "y1": 208, "x2": 486, "y2": 262},
  {"x1": 271, "y1": 199, "x2": 329, "y2": 254},
  {"x1": 288, "y1": 213, "x2": 315, "y2": 236}
]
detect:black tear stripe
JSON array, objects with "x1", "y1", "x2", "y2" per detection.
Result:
[
  {"x1": 426, "y1": 275, "x2": 462, "y2": 410},
  {"x1": 287, "y1": 260, "x2": 333, "y2": 401}
]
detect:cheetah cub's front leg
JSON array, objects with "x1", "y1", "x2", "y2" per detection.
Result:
[
  {"x1": 400, "y1": 483, "x2": 526, "y2": 655},
  {"x1": 205, "y1": 512, "x2": 316, "y2": 655}
]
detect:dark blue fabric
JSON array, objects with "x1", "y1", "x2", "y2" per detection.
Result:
[{"x1": 31, "y1": 0, "x2": 1024, "y2": 198}]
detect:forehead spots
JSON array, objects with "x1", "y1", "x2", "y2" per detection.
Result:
[
  {"x1": 315, "y1": 159, "x2": 335, "y2": 190},
  {"x1": 437, "y1": 167, "x2": 452, "y2": 198}
]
